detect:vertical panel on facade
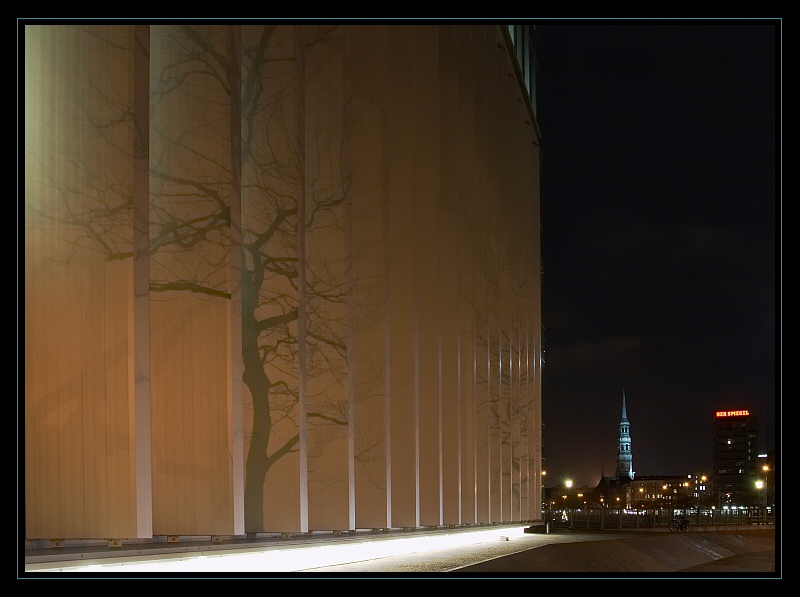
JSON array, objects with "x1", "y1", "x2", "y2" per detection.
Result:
[
  {"x1": 24, "y1": 27, "x2": 48, "y2": 537},
  {"x1": 523, "y1": 320, "x2": 534, "y2": 521},
  {"x1": 148, "y1": 25, "x2": 237, "y2": 536},
  {"x1": 55, "y1": 29, "x2": 86, "y2": 538},
  {"x1": 512, "y1": 111, "x2": 527, "y2": 521},
  {"x1": 133, "y1": 24, "x2": 154, "y2": 538},
  {"x1": 240, "y1": 25, "x2": 303, "y2": 533},
  {"x1": 500, "y1": 39, "x2": 512, "y2": 525},
  {"x1": 517, "y1": 315, "x2": 528, "y2": 520},
  {"x1": 529, "y1": 141, "x2": 544, "y2": 523},
  {"x1": 468, "y1": 26, "x2": 491, "y2": 525},
  {"x1": 489, "y1": 313, "x2": 502, "y2": 522},
  {"x1": 438, "y1": 25, "x2": 462, "y2": 526},
  {"x1": 512, "y1": 27, "x2": 542, "y2": 521},
  {"x1": 24, "y1": 25, "x2": 142, "y2": 540},
  {"x1": 174, "y1": 295, "x2": 193, "y2": 532},
  {"x1": 501, "y1": 314, "x2": 512, "y2": 523},
  {"x1": 58, "y1": 135, "x2": 84, "y2": 537},
  {"x1": 505, "y1": 54, "x2": 520, "y2": 520},
  {"x1": 149, "y1": 292, "x2": 172, "y2": 533},
  {"x1": 458, "y1": 26, "x2": 483, "y2": 526},
  {"x1": 350, "y1": 26, "x2": 390, "y2": 530},
  {"x1": 82, "y1": 245, "x2": 109, "y2": 536},
  {"x1": 303, "y1": 25, "x2": 351, "y2": 531},
  {"x1": 526, "y1": 113, "x2": 541, "y2": 519},
  {"x1": 474, "y1": 307, "x2": 490, "y2": 524},
  {"x1": 227, "y1": 24, "x2": 245, "y2": 537},
  {"x1": 49, "y1": 26, "x2": 85, "y2": 538},
  {"x1": 106, "y1": 252, "x2": 136, "y2": 537},
  {"x1": 385, "y1": 25, "x2": 418, "y2": 528},
  {"x1": 414, "y1": 26, "x2": 442, "y2": 528},
  {"x1": 193, "y1": 299, "x2": 212, "y2": 526},
  {"x1": 510, "y1": 316, "x2": 521, "y2": 521},
  {"x1": 484, "y1": 29, "x2": 503, "y2": 523},
  {"x1": 295, "y1": 26, "x2": 311, "y2": 534},
  {"x1": 147, "y1": 29, "x2": 177, "y2": 535}
]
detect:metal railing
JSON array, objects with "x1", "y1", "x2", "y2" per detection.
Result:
[{"x1": 543, "y1": 507, "x2": 776, "y2": 531}]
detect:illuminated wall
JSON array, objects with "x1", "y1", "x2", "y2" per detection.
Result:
[{"x1": 24, "y1": 23, "x2": 543, "y2": 540}]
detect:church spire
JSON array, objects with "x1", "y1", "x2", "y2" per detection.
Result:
[
  {"x1": 621, "y1": 388, "x2": 628, "y2": 421},
  {"x1": 615, "y1": 389, "x2": 634, "y2": 480}
]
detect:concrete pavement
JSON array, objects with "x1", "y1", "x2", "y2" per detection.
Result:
[{"x1": 22, "y1": 525, "x2": 778, "y2": 577}]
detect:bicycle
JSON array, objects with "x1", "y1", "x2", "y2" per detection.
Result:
[{"x1": 669, "y1": 516, "x2": 689, "y2": 532}]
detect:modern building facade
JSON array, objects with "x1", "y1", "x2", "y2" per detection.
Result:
[
  {"x1": 23, "y1": 23, "x2": 543, "y2": 543},
  {"x1": 712, "y1": 409, "x2": 760, "y2": 507}
]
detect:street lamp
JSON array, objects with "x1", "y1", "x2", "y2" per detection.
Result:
[
  {"x1": 541, "y1": 470, "x2": 547, "y2": 521},
  {"x1": 564, "y1": 480, "x2": 573, "y2": 528},
  {"x1": 755, "y1": 480, "x2": 765, "y2": 522}
]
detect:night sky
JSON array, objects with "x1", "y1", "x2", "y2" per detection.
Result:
[{"x1": 534, "y1": 20, "x2": 779, "y2": 488}]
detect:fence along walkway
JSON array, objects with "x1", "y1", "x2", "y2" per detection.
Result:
[{"x1": 547, "y1": 507, "x2": 776, "y2": 531}]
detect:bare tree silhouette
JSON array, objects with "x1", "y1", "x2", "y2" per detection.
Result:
[
  {"x1": 26, "y1": 23, "x2": 540, "y2": 533},
  {"x1": 238, "y1": 24, "x2": 350, "y2": 529},
  {"x1": 27, "y1": 24, "x2": 351, "y2": 532}
]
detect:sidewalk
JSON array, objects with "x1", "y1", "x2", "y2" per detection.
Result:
[{"x1": 23, "y1": 526, "x2": 777, "y2": 576}]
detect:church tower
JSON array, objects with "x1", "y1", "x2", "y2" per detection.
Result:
[{"x1": 615, "y1": 389, "x2": 634, "y2": 480}]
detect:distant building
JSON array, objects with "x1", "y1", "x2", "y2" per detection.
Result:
[
  {"x1": 584, "y1": 391, "x2": 707, "y2": 513},
  {"x1": 615, "y1": 390, "x2": 634, "y2": 480},
  {"x1": 574, "y1": 403, "x2": 771, "y2": 515},
  {"x1": 582, "y1": 390, "x2": 637, "y2": 509},
  {"x1": 712, "y1": 409, "x2": 760, "y2": 507}
]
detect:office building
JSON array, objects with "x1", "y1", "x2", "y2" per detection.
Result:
[{"x1": 712, "y1": 409, "x2": 759, "y2": 507}]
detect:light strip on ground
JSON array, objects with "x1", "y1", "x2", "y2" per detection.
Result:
[{"x1": 31, "y1": 526, "x2": 529, "y2": 573}]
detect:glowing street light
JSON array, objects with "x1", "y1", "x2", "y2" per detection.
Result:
[
  {"x1": 755, "y1": 479, "x2": 766, "y2": 511},
  {"x1": 540, "y1": 470, "x2": 548, "y2": 519},
  {"x1": 563, "y1": 480, "x2": 574, "y2": 529},
  {"x1": 755, "y1": 478, "x2": 766, "y2": 521}
]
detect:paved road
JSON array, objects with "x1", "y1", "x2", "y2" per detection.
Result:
[
  {"x1": 303, "y1": 528, "x2": 777, "y2": 576},
  {"x1": 23, "y1": 526, "x2": 777, "y2": 577}
]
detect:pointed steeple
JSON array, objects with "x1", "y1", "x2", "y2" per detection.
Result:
[
  {"x1": 621, "y1": 388, "x2": 628, "y2": 422},
  {"x1": 615, "y1": 388, "x2": 634, "y2": 480}
]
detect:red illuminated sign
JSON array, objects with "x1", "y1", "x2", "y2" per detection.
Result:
[{"x1": 715, "y1": 410, "x2": 750, "y2": 418}]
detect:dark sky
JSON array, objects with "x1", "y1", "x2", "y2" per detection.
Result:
[{"x1": 534, "y1": 20, "x2": 779, "y2": 489}]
